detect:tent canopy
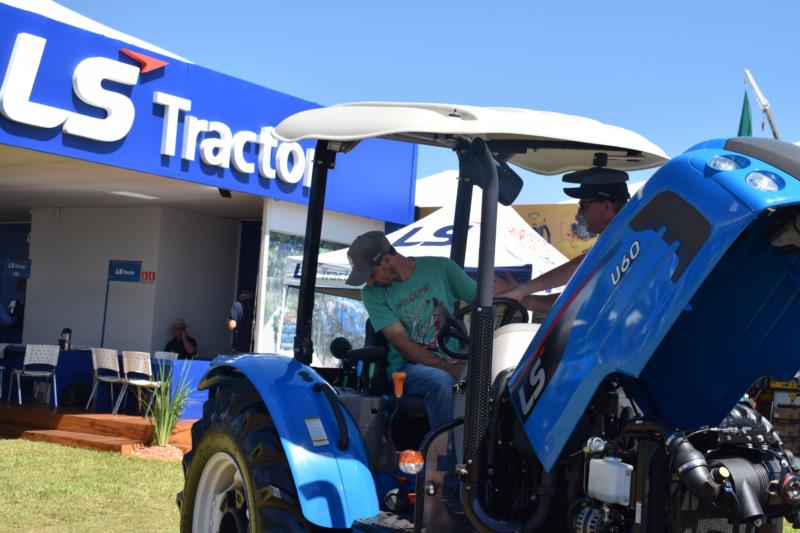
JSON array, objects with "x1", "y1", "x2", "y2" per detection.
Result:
[{"x1": 284, "y1": 191, "x2": 567, "y2": 298}]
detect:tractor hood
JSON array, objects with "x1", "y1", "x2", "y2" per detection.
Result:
[
  {"x1": 509, "y1": 138, "x2": 800, "y2": 471},
  {"x1": 273, "y1": 102, "x2": 668, "y2": 174}
]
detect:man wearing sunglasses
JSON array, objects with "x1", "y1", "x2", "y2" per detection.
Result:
[
  {"x1": 345, "y1": 231, "x2": 476, "y2": 431},
  {"x1": 498, "y1": 168, "x2": 630, "y2": 313}
]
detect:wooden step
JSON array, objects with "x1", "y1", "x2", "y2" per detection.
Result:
[
  {"x1": 0, "y1": 423, "x2": 142, "y2": 454},
  {"x1": 0, "y1": 404, "x2": 196, "y2": 448},
  {"x1": 170, "y1": 419, "x2": 196, "y2": 447}
]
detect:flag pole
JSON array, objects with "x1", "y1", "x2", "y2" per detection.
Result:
[{"x1": 744, "y1": 68, "x2": 780, "y2": 140}]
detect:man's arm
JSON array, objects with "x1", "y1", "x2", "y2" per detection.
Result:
[
  {"x1": 227, "y1": 301, "x2": 242, "y2": 331},
  {"x1": 502, "y1": 254, "x2": 585, "y2": 302},
  {"x1": 521, "y1": 293, "x2": 560, "y2": 314},
  {"x1": 380, "y1": 322, "x2": 463, "y2": 380},
  {"x1": 181, "y1": 332, "x2": 197, "y2": 356}
]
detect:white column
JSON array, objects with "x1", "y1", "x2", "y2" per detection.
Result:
[{"x1": 253, "y1": 198, "x2": 272, "y2": 353}]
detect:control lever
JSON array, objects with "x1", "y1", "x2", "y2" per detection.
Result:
[{"x1": 386, "y1": 372, "x2": 408, "y2": 446}]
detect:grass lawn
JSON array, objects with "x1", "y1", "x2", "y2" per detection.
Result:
[
  {"x1": 0, "y1": 436, "x2": 796, "y2": 532},
  {"x1": 0, "y1": 438, "x2": 183, "y2": 532}
]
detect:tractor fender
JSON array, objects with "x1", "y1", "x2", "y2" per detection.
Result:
[{"x1": 199, "y1": 354, "x2": 378, "y2": 529}]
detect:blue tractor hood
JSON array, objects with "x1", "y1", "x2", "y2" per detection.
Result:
[{"x1": 509, "y1": 138, "x2": 800, "y2": 472}]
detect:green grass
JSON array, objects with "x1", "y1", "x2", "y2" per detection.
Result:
[
  {"x1": 0, "y1": 438, "x2": 183, "y2": 532},
  {"x1": 0, "y1": 436, "x2": 795, "y2": 532}
]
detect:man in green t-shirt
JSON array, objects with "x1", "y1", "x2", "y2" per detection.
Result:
[{"x1": 345, "y1": 231, "x2": 476, "y2": 430}]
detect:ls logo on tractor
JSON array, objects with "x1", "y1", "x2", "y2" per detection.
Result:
[
  {"x1": 610, "y1": 240, "x2": 640, "y2": 286},
  {"x1": 518, "y1": 357, "x2": 546, "y2": 416}
]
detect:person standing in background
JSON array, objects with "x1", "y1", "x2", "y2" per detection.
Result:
[{"x1": 227, "y1": 288, "x2": 254, "y2": 353}]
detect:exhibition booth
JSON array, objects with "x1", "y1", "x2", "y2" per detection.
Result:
[{"x1": 0, "y1": 1, "x2": 417, "y2": 418}]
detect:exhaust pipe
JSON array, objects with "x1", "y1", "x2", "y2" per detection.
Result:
[{"x1": 457, "y1": 139, "x2": 554, "y2": 532}]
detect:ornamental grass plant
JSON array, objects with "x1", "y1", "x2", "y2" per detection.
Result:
[{"x1": 149, "y1": 359, "x2": 193, "y2": 446}]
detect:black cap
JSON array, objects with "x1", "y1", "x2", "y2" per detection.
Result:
[
  {"x1": 563, "y1": 167, "x2": 630, "y2": 201},
  {"x1": 346, "y1": 231, "x2": 392, "y2": 286}
]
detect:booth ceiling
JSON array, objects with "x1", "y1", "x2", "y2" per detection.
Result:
[{"x1": 0, "y1": 145, "x2": 263, "y2": 222}]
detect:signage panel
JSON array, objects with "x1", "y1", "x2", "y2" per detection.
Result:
[
  {"x1": 107, "y1": 260, "x2": 142, "y2": 282},
  {"x1": 2, "y1": 258, "x2": 30, "y2": 278},
  {"x1": 0, "y1": 5, "x2": 416, "y2": 224}
]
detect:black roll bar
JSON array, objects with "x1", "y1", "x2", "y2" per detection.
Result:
[
  {"x1": 294, "y1": 141, "x2": 336, "y2": 365},
  {"x1": 450, "y1": 170, "x2": 473, "y2": 269}
]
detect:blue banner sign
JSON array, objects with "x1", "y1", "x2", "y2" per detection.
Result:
[
  {"x1": 2, "y1": 258, "x2": 30, "y2": 278},
  {"x1": 108, "y1": 260, "x2": 142, "y2": 282},
  {"x1": 0, "y1": 5, "x2": 416, "y2": 224}
]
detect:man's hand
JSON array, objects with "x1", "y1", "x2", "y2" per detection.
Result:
[
  {"x1": 493, "y1": 272, "x2": 518, "y2": 296},
  {"x1": 446, "y1": 360, "x2": 466, "y2": 380},
  {"x1": 382, "y1": 322, "x2": 463, "y2": 375},
  {"x1": 227, "y1": 318, "x2": 237, "y2": 331}
]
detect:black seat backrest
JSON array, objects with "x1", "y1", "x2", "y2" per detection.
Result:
[{"x1": 364, "y1": 320, "x2": 391, "y2": 395}]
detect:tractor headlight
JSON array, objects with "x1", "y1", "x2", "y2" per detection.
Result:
[
  {"x1": 707, "y1": 155, "x2": 748, "y2": 172},
  {"x1": 745, "y1": 171, "x2": 783, "y2": 192}
]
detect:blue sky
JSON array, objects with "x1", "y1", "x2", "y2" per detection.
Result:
[{"x1": 56, "y1": 0, "x2": 800, "y2": 203}]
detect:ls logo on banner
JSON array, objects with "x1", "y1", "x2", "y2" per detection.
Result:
[{"x1": 0, "y1": 32, "x2": 315, "y2": 187}]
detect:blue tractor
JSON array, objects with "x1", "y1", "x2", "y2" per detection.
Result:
[{"x1": 178, "y1": 103, "x2": 800, "y2": 532}]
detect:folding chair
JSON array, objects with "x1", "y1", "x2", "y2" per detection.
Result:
[
  {"x1": 10, "y1": 344, "x2": 60, "y2": 408},
  {"x1": 0, "y1": 344, "x2": 8, "y2": 401},
  {"x1": 113, "y1": 351, "x2": 161, "y2": 416},
  {"x1": 85, "y1": 348, "x2": 125, "y2": 411}
]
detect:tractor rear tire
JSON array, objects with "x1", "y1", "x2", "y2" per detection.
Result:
[{"x1": 180, "y1": 377, "x2": 311, "y2": 533}]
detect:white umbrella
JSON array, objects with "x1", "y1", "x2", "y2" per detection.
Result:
[{"x1": 284, "y1": 190, "x2": 567, "y2": 296}]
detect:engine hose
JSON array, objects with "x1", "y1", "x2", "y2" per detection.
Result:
[
  {"x1": 623, "y1": 420, "x2": 722, "y2": 506},
  {"x1": 522, "y1": 470, "x2": 557, "y2": 533},
  {"x1": 666, "y1": 434, "x2": 721, "y2": 505},
  {"x1": 459, "y1": 471, "x2": 557, "y2": 533}
]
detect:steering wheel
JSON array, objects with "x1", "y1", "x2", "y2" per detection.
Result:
[{"x1": 437, "y1": 297, "x2": 530, "y2": 359}]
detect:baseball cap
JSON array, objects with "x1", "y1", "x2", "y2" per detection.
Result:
[
  {"x1": 346, "y1": 231, "x2": 392, "y2": 286},
  {"x1": 563, "y1": 167, "x2": 630, "y2": 201},
  {"x1": 171, "y1": 318, "x2": 188, "y2": 329}
]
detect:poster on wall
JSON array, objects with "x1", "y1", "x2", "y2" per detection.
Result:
[{"x1": 512, "y1": 204, "x2": 597, "y2": 260}]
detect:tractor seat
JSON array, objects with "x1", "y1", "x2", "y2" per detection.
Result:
[{"x1": 330, "y1": 321, "x2": 428, "y2": 420}]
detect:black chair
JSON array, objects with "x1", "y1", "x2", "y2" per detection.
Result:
[{"x1": 330, "y1": 321, "x2": 430, "y2": 449}]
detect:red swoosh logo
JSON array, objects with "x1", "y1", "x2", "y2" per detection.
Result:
[{"x1": 120, "y1": 49, "x2": 168, "y2": 73}]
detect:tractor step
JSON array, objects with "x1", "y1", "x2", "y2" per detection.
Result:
[{"x1": 352, "y1": 511, "x2": 416, "y2": 533}]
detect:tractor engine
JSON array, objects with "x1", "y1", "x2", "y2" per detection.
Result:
[{"x1": 488, "y1": 384, "x2": 800, "y2": 532}]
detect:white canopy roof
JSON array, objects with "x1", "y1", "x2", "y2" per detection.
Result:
[
  {"x1": 273, "y1": 102, "x2": 668, "y2": 175},
  {"x1": 285, "y1": 190, "x2": 567, "y2": 294}
]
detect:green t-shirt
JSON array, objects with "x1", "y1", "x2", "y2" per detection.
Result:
[{"x1": 362, "y1": 256, "x2": 477, "y2": 376}]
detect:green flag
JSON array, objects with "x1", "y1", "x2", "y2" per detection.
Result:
[{"x1": 738, "y1": 91, "x2": 753, "y2": 137}]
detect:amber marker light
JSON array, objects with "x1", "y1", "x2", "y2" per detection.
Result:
[{"x1": 398, "y1": 449, "x2": 424, "y2": 474}]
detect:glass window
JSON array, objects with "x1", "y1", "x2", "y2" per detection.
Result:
[{"x1": 261, "y1": 231, "x2": 368, "y2": 367}]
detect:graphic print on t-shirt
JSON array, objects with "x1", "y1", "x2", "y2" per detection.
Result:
[{"x1": 394, "y1": 283, "x2": 449, "y2": 353}]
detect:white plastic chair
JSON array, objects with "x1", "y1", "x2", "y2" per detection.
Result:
[
  {"x1": 0, "y1": 343, "x2": 8, "y2": 401},
  {"x1": 154, "y1": 351, "x2": 179, "y2": 361},
  {"x1": 85, "y1": 348, "x2": 125, "y2": 411},
  {"x1": 113, "y1": 351, "x2": 161, "y2": 416},
  {"x1": 10, "y1": 344, "x2": 60, "y2": 408}
]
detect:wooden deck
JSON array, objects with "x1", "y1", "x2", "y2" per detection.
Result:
[{"x1": 0, "y1": 403, "x2": 196, "y2": 455}]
